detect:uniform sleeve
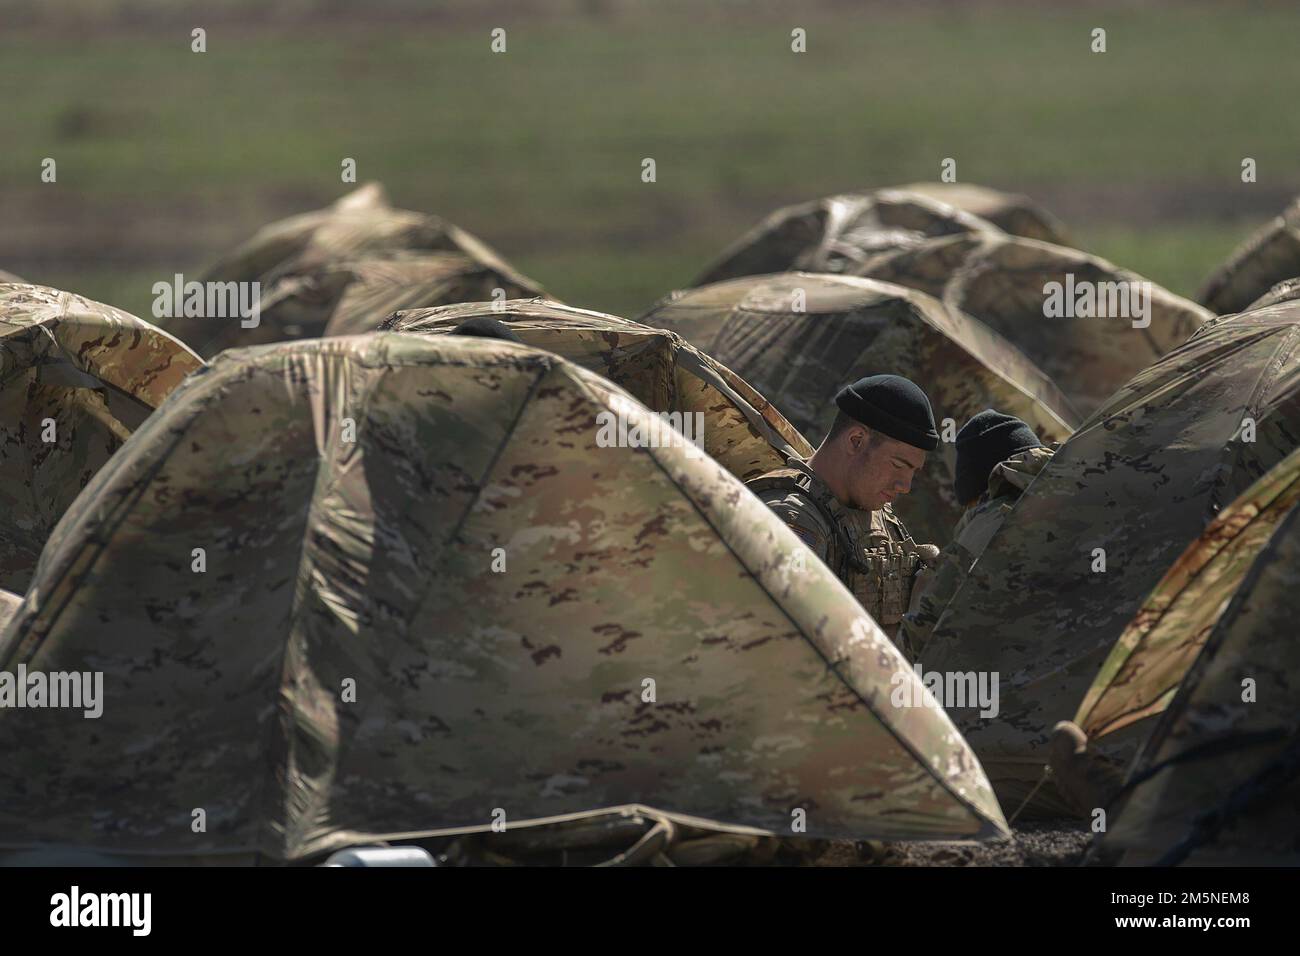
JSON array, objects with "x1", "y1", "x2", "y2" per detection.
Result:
[{"x1": 758, "y1": 495, "x2": 831, "y2": 565}]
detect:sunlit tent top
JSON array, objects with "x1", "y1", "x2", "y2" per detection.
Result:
[
  {"x1": 691, "y1": 188, "x2": 1002, "y2": 288},
  {"x1": 385, "y1": 297, "x2": 812, "y2": 481},
  {"x1": 854, "y1": 233, "x2": 1213, "y2": 417},
  {"x1": 0, "y1": 283, "x2": 202, "y2": 592},
  {"x1": 893, "y1": 182, "x2": 1069, "y2": 245}
]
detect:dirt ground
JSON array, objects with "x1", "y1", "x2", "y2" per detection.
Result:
[{"x1": 807, "y1": 821, "x2": 1095, "y2": 867}]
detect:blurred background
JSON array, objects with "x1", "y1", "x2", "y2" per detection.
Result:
[{"x1": 1, "y1": 0, "x2": 1296, "y2": 321}]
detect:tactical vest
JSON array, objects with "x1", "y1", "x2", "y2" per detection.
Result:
[{"x1": 746, "y1": 464, "x2": 926, "y2": 628}]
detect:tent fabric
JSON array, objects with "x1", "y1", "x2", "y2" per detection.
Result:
[
  {"x1": 1077, "y1": 445, "x2": 1300, "y2": 744},
  {"x1": 691, "y1": 189, "x2": 1002, "y2": 288},
  {"x1": 893, "y1": 182, "x2": 1069, "y2": 246},
  {"x1": 1098, "y1": 499, "x2": 1300, "y2": 865},
  {"x1": 1199, "y1": 196, "x2": 1300, "y2": 316},
  {"x1": 166, "y1": 183, "x2": 543, "y2": 358},
  {"x1": 922, "y1": 297, "x2": 1300, "y2": 814},
  {"x1": 0, "y1": 283, "x2": 202, "y2": 592},
  {"x1": 854, "y1": 233, "x2": 1213, "y2": 416},
  {"x1": 0, "y1": 332, "x2": 1006, "y2": 863},
  {"x1": 384, "y1": 298, "x2": 813, "y2": 481},
  {"x1": 638, "y1": 272, "x2": 1077, "y2": 545}
]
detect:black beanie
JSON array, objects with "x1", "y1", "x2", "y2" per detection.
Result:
[
  {"x1": 834, "y1": 374, "x2": 939, "y2": 451},
  {"x1": 451, "y1": 317, "x2": 523, "y2": 344},
  {"x1": 954, "y1": 410, "x2": 1042, "y2": 504}
]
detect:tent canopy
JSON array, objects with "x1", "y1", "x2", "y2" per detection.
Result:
[
  {"x1": 385, "y1": 298, "x2": 812, "y2": 481},
  {"x1": 168, "y1": 183, "x2": 543, "y2": 358},
  {"x1": 692, "y1": 188, "x2": 1002, "y2": 288},
  {"x1": 854, "y1": 233, "x2": 1212, "y2": 417},
  {"x1": 923, "y1": 297, "x2": 1300, "y2": 812},
  {"x1": 639, "y1": 272, "x2": 1077, "y2": 544},
  {"x1": 0, "y1": 333, "x2": 1006, "y2": 863},
  {"x1": 0, "y1": 283, "x2": 201, "y2": 592}
]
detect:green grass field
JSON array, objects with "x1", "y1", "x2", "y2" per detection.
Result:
[{"x1": 3, "y1": 0, "x2": 1298, "y2": 321}]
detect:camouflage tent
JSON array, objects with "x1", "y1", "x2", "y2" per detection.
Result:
[
  {"x1": 922, "y1": 296, "x2": 1300, "y2": 815},
  {"x1": 0, "y1": 333, "x2": 1006, "y2": 864},
  {"x1": 854, "y1": 233, "x2": 1213, "y2": 416},
  {"x1": 384, "y1": 298, "x2": 812, "y2": 481},
  {"x1": 693, "y1": 189, "x2": 1001, "y2": 287},
  {"x1": 0, "y1": 283, "x2": 202, "y2": 593},
  {"x1": 168, "y1": 183, "x2": 544, "y2": 358},
  {"x1": 638, "y1": 273, "x2": 1078, "y2": 544},
  {"x1": 1246, "y1": 276, "x2": 1300, "y2": 312},
  {"x1": 1097, "y1": 479, "x2": 1300, "y2": 865},
  {"x1": 1199, "y1": 196, "x2": 1300, "y2": 316},
  {"x1": 1076, "y1": 445, "x2": 1300, "y2": 748},
  {"x1": 894, "y1": 182, "x2": 1069, "y2": 246},
  {"x1": 0, "y1": 590, "x2": 20, "y2": 633}
]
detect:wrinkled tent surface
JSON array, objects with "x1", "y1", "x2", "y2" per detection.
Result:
[
  {"x1": 923, "y1": 297, "x2": 1300, "y2": 814},
  {"x1": 854, "y1": 233, "x2": 1213, "y2": 416},
  {"x1": 0, "y1": 333, "x2": 1006, "y2": 863},
  {"x1": 166, "y1": 183, "x2": 543, "y2": 357},
  {"x1": 692, "y1": 189, "x2": 1002, "y2": 287},
  {"x1": 1099, "y1": 499, "x2": 1300, "y2": 865},
  {"x1": 1077, "y1": 445, "x2": 1300, "y2": 745},
  {"x1": 894, "y1": 182, "x2": 1069, "y2": 246},
  {"x1": 638, "y1": 273, "x2": 1077, "y2": 544},
  {"x1": 249, "y1": 250, "x2": 542, "y2": 342},
  {"x1": 0, "y1": 590, "x2": 20, "y2": 633},
  {"x1": 1199, "y1": 197, "x2": 1300, "y2": 315},
  {"x1": 0, "y1": 283, "x2": 202, "y2": 593},
  {"x1": 384, "y1": 298, "x2": 812, "y2": 481},
  {"x1": 1248, "y1": 277, "x2": 1300, "y2": 311}
]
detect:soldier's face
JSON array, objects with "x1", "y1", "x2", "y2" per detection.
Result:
[{"x1": 845, "y1": 429, "x2": 926, "y2": 511}]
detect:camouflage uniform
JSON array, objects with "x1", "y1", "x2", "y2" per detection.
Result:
[
  {"x1": 898, "y1": 444, "x2": 1055, "y2": 661},
  {"x1": 746, "y1": 457, "x2": 933, "y2": 640}
]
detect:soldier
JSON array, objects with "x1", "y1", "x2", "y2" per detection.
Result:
[
  {"x1": 746, "y1": 374, "x2": 941, "y2": 638},
  {"x1": 898, "y1": 410, "x2": 1055, "y2": 659}
]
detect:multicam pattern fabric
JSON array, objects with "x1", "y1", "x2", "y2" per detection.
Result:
[
  {"x1": 638, "y1": 272, "x2": 1077, "y2": 545},
  {"x1": 1076, "y1": 445, "x2": 1300, "y2": 746},
  {"x1": 0, "y1": 283, "x2": 202, "y2": 592},
  {"x1": 1099, "y1": 492, "x2": 1300, "y2": 865},
  {"x1": 0, "y1": 333, "x2": 1006, "y2": 863},
  {"x1": 744, "y1": 457, "x2": 930, "y2": 637},
  {"x1": 166, "y1": 183, "x2": 544, "y2": 358},
  {"x1": 893, "y1": 182, "x2": 1069, "y2": 245},
  {"x1": 898, "y1": 445, "x2": 1055, "y2": 662},
  {"x1": 383, "y1": 298, "x2": 812, "y2": 481},
  {"x1": 853, "y1": 233, "x2": 1213, "y2": 416},
  {"x1": 1199, "y1": 196, "x2": 1300, "y2": 316},
  {"x1": 923, "y1": 298, "x2": 1300, "y2": 815},
  {"x1": 692, "y1": 188, "x2": 1003, "y2": 287}
]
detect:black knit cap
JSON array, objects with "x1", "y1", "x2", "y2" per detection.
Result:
[
  {"x1": 954, "y1": 410, "x2": 1042, "y2": 504},
  {"x1": 451, "y1": 317, "x2": 523, "y2": 343},
  {"x1": 834, "y1": 374, "x2": 939, "y2": 451}
]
